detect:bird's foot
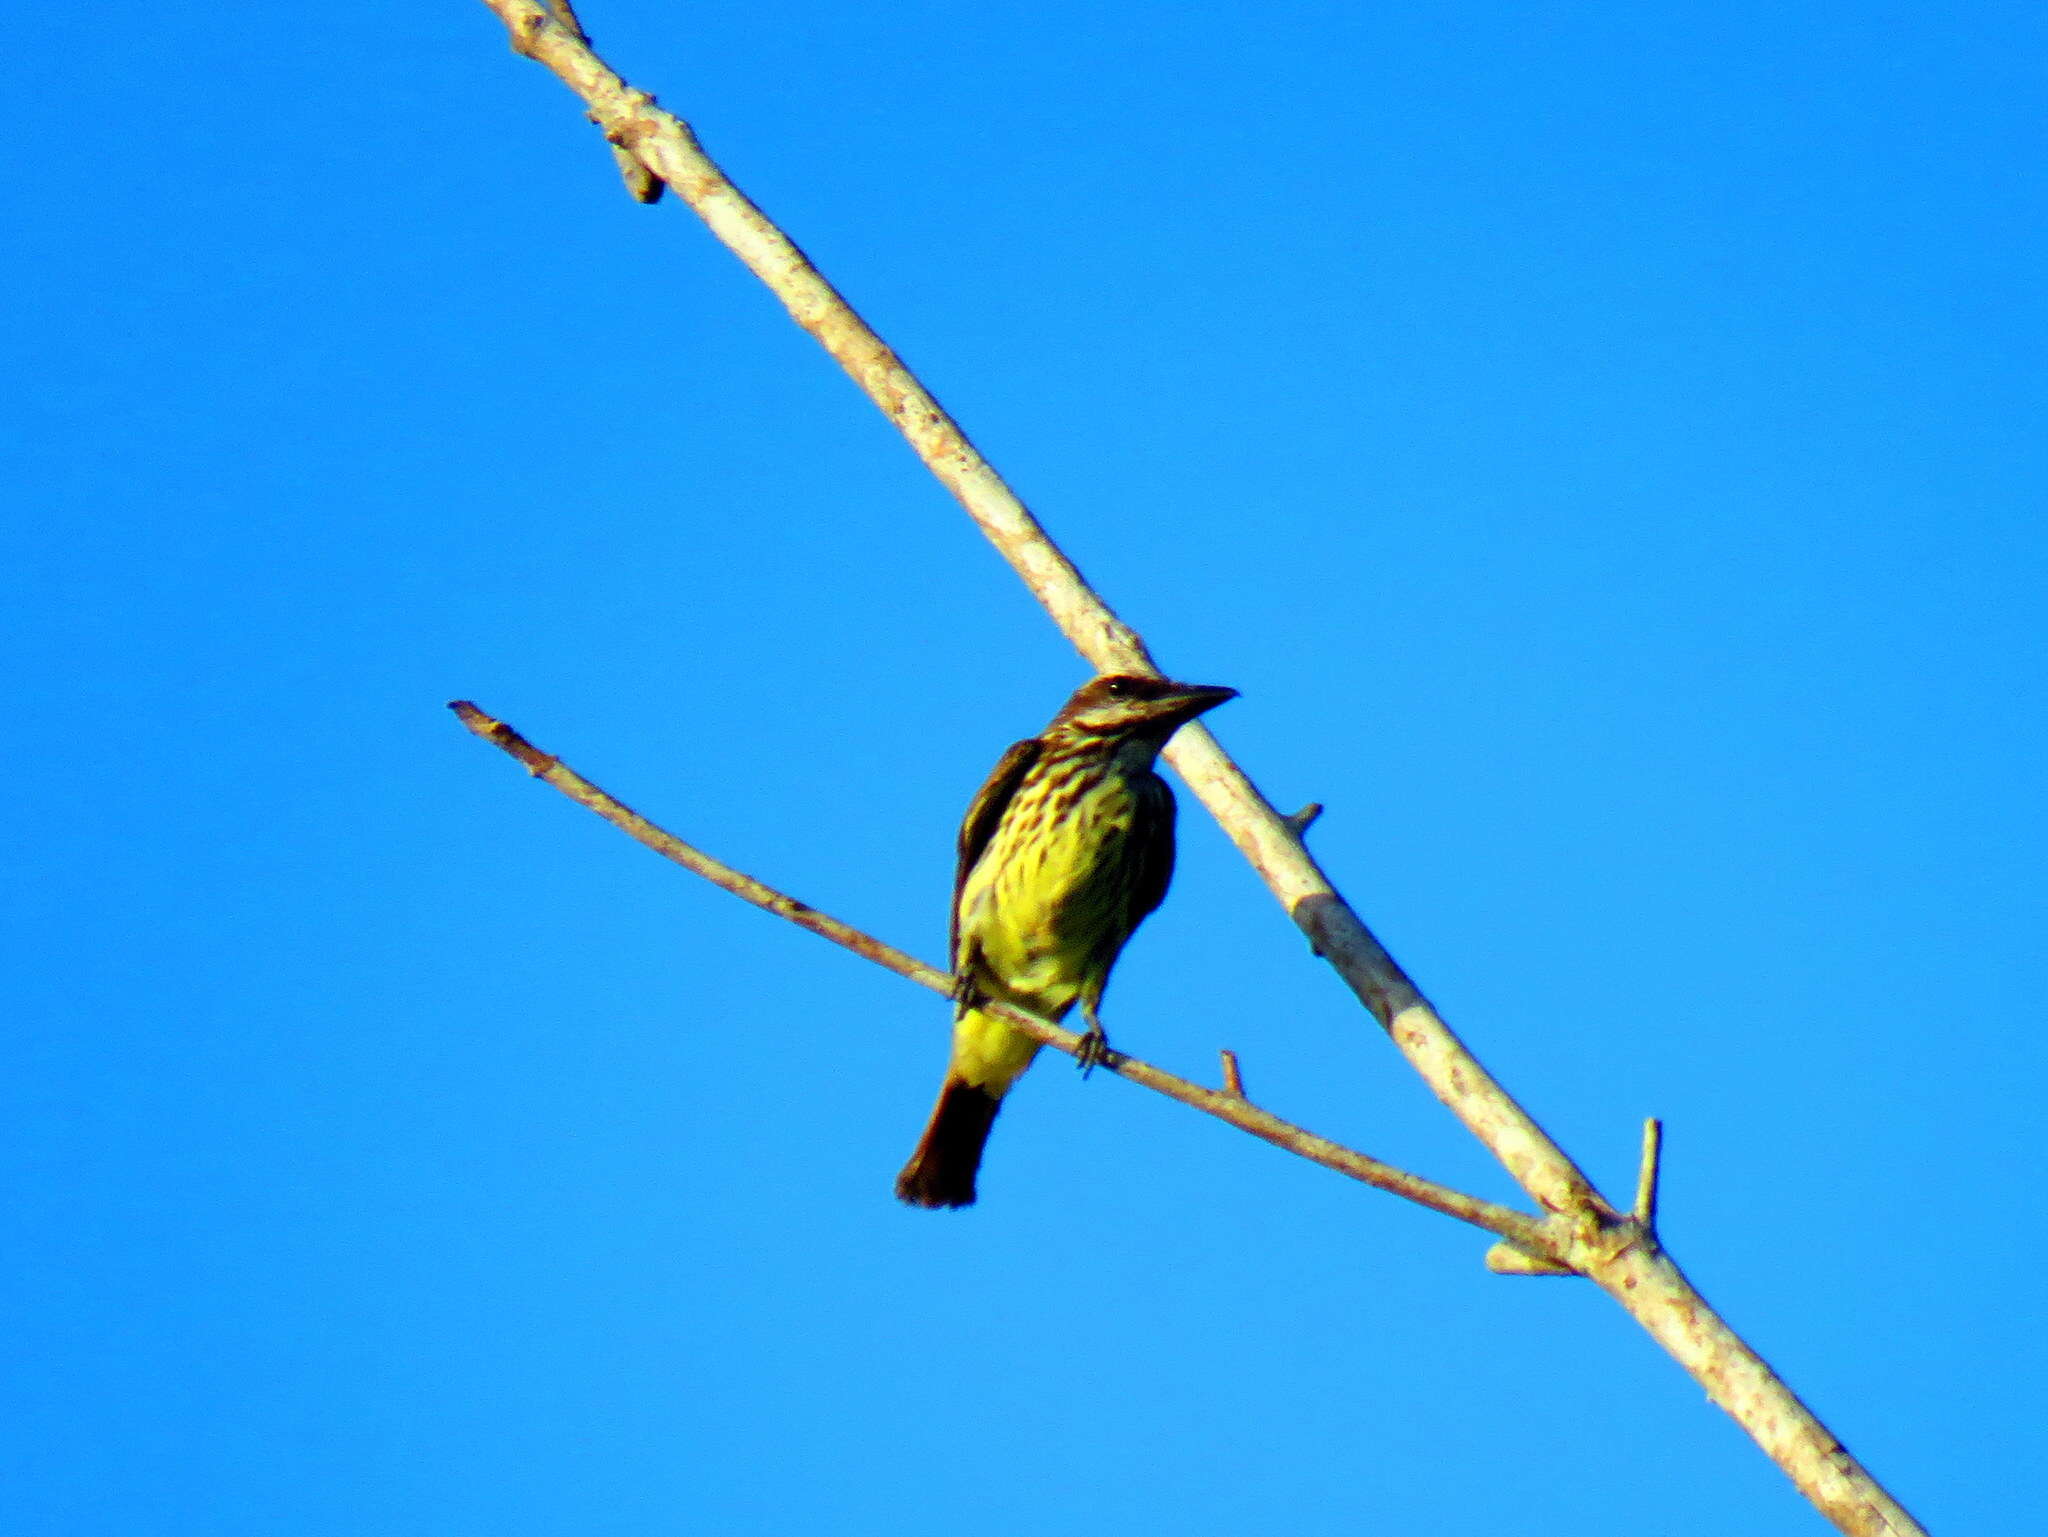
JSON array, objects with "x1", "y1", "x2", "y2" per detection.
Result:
[{"x1": 1074, "y1": 1023, "x2": 1120, "y2": 1079}]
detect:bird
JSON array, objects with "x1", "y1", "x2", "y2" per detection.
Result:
[{"x1": 894, "y1": 672, "x2": 1237, "y2": 1208}]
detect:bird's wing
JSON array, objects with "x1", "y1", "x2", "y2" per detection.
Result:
[
  {"x1": 1125, "y1": 775, "x2": 1178, "y2": 931},
  {"x1": 951, "y1": 735, "x2": 1043, "y2": 959},
  {"x1": 1070, "y1": 774, "x2": 1178, "y2": 1008}
]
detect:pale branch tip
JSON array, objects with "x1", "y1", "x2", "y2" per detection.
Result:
[{"x1": 1219, "y1": 1049, "x2": 1246, "y2": 1099}]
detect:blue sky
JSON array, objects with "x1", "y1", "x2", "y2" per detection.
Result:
[{"x1": 5, "y1": 2, "x2": 2040, "y2": 1532}]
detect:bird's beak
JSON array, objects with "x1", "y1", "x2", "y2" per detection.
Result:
[{"x1": 1152, "y1": 683, "x2": 1238, "y2": 727}]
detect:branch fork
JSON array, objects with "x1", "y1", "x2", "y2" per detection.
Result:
[{"x1": 460, "y1": 10, "x2": 1926, "y2": 1533}]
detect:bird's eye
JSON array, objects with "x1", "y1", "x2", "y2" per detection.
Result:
[{"x1": 1104, "y1": 677, "x2": 1132, "y2": 697}]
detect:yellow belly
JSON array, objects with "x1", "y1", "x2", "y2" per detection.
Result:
[
  {"x1": 949, "y1": 771, "x2": 1139, "y2": 1092},
  {"x1": 949, "y1": 1007, "x2": 1045, "y2": 1091}
]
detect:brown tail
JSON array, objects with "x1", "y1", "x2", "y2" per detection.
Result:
[{"x1": 895, "y1": 1076, "x2": 1004, "y2": 1208}]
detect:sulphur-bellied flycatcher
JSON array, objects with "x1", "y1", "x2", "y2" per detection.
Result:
[{"x1": 894, "y1": 673, "x2": 1237, "y2": 1208}]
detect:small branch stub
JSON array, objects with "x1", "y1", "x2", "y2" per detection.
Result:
[
  {"x1": 536, "y1": 0, "x2": 666, "y2": 202},
  {"x1": 1485, "y1": 1236, "x2": 1578, "y2": 1277},
  {"x1": 1284, "y1": 802, "x2": 1324, "y2": 837},
  {"x1": 1219, "y1": 1049, "x2": 1246, "y2": 1098},
  {"x1": 1635, "y1": 1116, "x2": 1664, "y2": 1231}
]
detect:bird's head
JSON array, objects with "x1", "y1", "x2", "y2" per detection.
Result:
[{"x1": 1048, "y1": 674, "x2": 1238, "y2": 744}]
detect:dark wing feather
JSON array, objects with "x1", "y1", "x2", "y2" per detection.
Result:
[
  {"x1": 1123, "y1": 774, "x2": 1178, "y2": 932},
  {"x1": 950, "y1": 735, "x2": 1043, "y2": 958},
  {"x1": 1073, "y1": 772, "x2": 1178, "y2": 1008}
]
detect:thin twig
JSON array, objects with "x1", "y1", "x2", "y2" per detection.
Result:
[
  {"x1": 448, "y1": 699, "x2": 1558, "y2": 1257},
  {"x1": 466, "y1": 12, "x2": 1928, "y2": 1534}
]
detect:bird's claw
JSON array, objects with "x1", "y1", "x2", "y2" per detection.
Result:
[{"x1": 1074, "y1": 1025, "x2": 1119, "y2": 1079}]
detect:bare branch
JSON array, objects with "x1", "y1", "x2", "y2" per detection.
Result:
[
  {"x1": 448, "y1": 699, "x2": 1556, "y2": 1256},
  {"x1": 465, "y1": 11, "x2": 1929, "y2": 1534},
  {"x1": 469, "y1": 0, "x2": 1597, "y2": 1221}
]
